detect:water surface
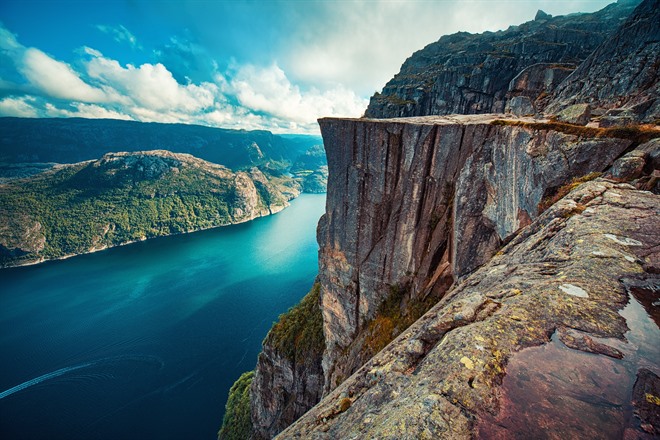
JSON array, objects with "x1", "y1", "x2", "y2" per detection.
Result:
[{"x1": 0, "y1": 194, "x2": 326, "y2": 439}]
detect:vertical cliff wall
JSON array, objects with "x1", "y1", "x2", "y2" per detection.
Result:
[
  {"x1": 244, "y1": 114, "x2": 639, "y2": 439},
  {"x1": 316, "y1": 115, "x2": 632, "y2": 391},
  {"x1": 237, "y1": 1, "x2": 659, "y2": 436},
  {"x1": 279, "y1": 169, "x2": 660, "y2": 439}
]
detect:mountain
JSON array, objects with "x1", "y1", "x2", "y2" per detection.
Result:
[
  {"x1": 0, "y1": 117, "x2": 312, "y2": 170},
  {"x1": 220, "y1": 0, "x2": 659, "y2": 438},
  {"x1": 364, "y1": 0, "x2": 640, "y2": 119},
  {"x1": 546, "y1": 0, "x2": 660, "y2": 122},
  {"x1": 0, "y1": 117, "x2": 328, "y2": 193},
  {"x1": 0, "y1": 150, "x2": 300, "y2": 267}
]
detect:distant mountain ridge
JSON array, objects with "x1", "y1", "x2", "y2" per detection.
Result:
[{"x1": 0, "y1": 117, "x2": 321, "y2": 170}]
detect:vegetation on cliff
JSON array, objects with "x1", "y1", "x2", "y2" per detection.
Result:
[
  {"x1": 364, "y1": 283, "x2": 441, "y2": 357},
  {"x1": 490, "y1": 119, "x2": 660, "y2": 145},
  {"x1": 218, "y1": 371, "x2": 254, "y2": 440},
  {"x1": 0, "y1": 150, "x2": 300, "y2": 267},
  {"x1": 267, "y1": 282, "x2": 325, "y2": 362}
]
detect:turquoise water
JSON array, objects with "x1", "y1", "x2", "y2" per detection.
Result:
[{"x1": 0, "y1": 194, "x2": 326, "y2": 439}]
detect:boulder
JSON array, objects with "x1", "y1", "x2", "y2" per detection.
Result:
[{"x1": 556, "y1": 103, "x2": 592, "y2": 125}]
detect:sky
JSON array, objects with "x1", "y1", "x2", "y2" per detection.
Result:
[{"x1": 0, "y1": 0, "x2": 615, "y2": 134}]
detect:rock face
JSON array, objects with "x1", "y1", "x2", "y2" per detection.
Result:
[
  {"x1": 237, "y1": 1, "x2": 660, "y2": 437},
  {"x1": 315, "y1": 115, "x2": 633, "y2": 393},
  {"x1": 250, "y1": 334, "x2": 324, "y2": 440},
  {"x1": 278, "y1": 175, "x2": 660, "y2": 439},
  {"x1": 245, "y1": 114, "x2": 646, "y2": 437},
  {"x1": 365, "y1": 1, "x2": 639, "y2": 119},
  {"x1": 248, "y1": 284, "x2": 325, "y2": 440},
  {"x1": 547, "y1": 0, "x2": 660, "y2": 121},
  {"x1": 505, "y1": 63, "x2": 575, "y2": 114}
]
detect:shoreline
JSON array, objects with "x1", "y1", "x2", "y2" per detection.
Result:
[{"x1": 1, "y1": 197, "x2": 305, "y2": 270}]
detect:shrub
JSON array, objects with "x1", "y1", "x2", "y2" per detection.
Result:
[
  {"x1": 267, "y1": 283, "x2": 325, "y2": 362},
  {"x1": 218, "y1": 371, "x2": 254, "y2": 440}
]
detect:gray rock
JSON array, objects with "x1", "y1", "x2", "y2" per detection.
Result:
[
  {"x1": 535, "y1": 10, "x2": 552, "y2": 20},
  {"x1": 314, "y1": 114, "x2": 630, "y2": 394},
  {"x1": 247, "y1": 114, "x2": 633, "y2": 437},
  {"x1": 506, "y1": 63, "x2": 575, "y2": 110},
  {"x1": 250, "y1": 339, "x2": 324, "y2": 440},
  {"x1": 277, "y1": 180, "x2": 660, "y2": 439},
  {"x1": 556, "y1": 103, "x2": 592, "y2": 125},
  {"x1": 547, "y1": 0, "x2": 660, "y2": 122},
  {"x1": 506, "y1": 96, "x2": 535, "y2": 116},
  {"x1": 365, "y1": 1, "x2": 639, "y2": 119},
  {"x1": 608, "y1": 152, "x2": 646, "y2": 180}
]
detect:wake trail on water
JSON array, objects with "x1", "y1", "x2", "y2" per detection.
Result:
[
  {"x1": 0, "y1": 355, "x2": 164, "y2": 400},
  {"x1": 0, "y1": 363, "x2": 93, "y2": 399}
]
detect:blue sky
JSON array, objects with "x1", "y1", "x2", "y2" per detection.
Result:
[{"x1": 0, "y1": 0, "x2": 614, "y2": 134}]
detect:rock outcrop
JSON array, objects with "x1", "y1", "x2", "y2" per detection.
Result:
[
  {"x1": 278, "y1": 173, "x2": 660, "y2": 439},
  {"x1": 231, "y1": 1, "x2": 660, "y2": 437},
  {"x1": 248, "y1": 284, "x2": 325, "y2": 440},
  {"x1": 365, "y1": 0, "x2": 639, "y2": 119},
  {"x1": 315, "y1": 115, "x2": 636, "y2": 393},
  {"x1": 547, "y1": 0, "x2": 660, "y2": 122},
  {"x1": 245, "y1": 114, "x2": 657, "y2": 438}
]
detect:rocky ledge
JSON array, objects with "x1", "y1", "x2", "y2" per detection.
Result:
[
  {"x1": 244, "y1": 112, "x2": 659, "y2": 439},
  {"x1": 278, "y1": 174, "x2": 660, "y2": 439}
]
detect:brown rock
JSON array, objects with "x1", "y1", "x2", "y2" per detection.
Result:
[{"x1": 277, "y1": 180, "x2": 660, "y2": 439}]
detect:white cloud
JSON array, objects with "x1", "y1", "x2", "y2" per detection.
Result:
[
  {"x1": 281, "y1": 0, "x2": 614, "y2": 95},
  {"x1": 96, "y1": 24, "x2": 140, "y2": 49},
  {"x1": 0, "y1": 25, "x2": 22, "y2": 53},
  {"x1": 44, "y1": 102, "x2": 133, "y2": 120},
  {"x1": 229, "y1": 63, "x2": 367, "y2": 124},
  {"x1": 20, "y1": 48, "x2": 107, "y2": 102},
  {"x1": 0, "y1": 96, "x2": 38, "y2": 117},
  {"x1": 85, "y1": 52, "x2": 217, "y2": 112}
]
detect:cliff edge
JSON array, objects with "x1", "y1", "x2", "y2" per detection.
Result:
[
  {"x1": 221, "y1": 0, "x2": 660, "y2": 437},
  {"x1": 279, "y1": 171, "x2": 660, "y2": 439}
]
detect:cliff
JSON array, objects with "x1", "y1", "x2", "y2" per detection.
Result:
[
  {"x1": 0, "y1": 150, "x2": 300, "y2": 267},
  {"x1": 364, "y1": 0, "x2": 639, "y2": 119},
  {"x1": 279, "y1": 169, "x2": 660, "y2": 439},
  {"x1": 243, "y1": 114, "x2": 658, "y2": 439},
  {"x1": 223, "y1": 1, "x2": 660, "y2": 438}
]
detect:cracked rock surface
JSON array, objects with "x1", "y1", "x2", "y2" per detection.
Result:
[{"x1": 277, "y1": 179, "x2": 660, "y2": 439}]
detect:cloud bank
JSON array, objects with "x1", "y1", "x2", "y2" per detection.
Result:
[{"x1": 0, "y1": 24, "x2": 367, "y2": 133}]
